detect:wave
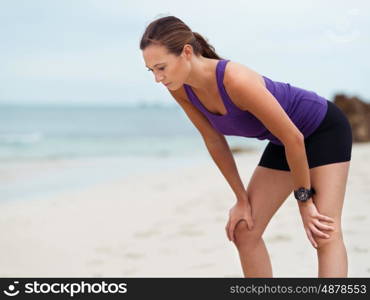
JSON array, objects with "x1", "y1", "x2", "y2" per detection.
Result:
[{"x1": 0, "y1": 132, "x2": 44, "y2": 145}]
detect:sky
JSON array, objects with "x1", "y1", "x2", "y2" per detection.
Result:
[{"x1": 1, "y1": 0, "x2": 369, "y2": 106}]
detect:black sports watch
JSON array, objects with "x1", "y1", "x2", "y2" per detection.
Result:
[{"x1": 294, "y1": 187, "x2": 316, "y2": 202}]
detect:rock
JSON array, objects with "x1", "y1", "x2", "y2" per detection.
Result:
[
  {"x1": 230, "y1": 146, "x2": 255, "y2": 154},
  {"x1": 333, "y1": 94, "x2": 370, "y2": 143}
]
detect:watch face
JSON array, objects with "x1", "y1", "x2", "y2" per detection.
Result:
[
  {"x1": 298, "y1": 191, "x2": 307, "y2": 201},
  {"x1": 295, "y1": 188, "x2": 308, "y2": 201}
]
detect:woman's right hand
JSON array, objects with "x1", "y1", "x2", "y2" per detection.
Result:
[{"x1": 225, "y1": 198, "x2": 254, "y2": 242}]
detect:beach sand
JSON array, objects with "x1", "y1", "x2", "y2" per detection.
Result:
[{"x1": 1, "y1": 143, "x2": 369, "y2": 277}]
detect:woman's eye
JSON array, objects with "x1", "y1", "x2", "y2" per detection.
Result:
[{"x1": 146, "y1": 67, "x2": 165, "y2": 72}]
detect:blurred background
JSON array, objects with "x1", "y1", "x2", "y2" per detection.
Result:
[{"x1": 1, "y1": 0, "x2": 369, "y2": 202}]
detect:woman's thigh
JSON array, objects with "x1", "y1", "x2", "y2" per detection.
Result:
[
  {"x1": 309, "y1": 161, "x2": 350, "y2": 245},
  {"x1": 238, "y1": 166, "x2": 295, "y2": 237}
]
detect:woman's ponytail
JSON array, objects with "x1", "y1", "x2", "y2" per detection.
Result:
[{"x1": 192, "y1": 31, "x2": 224, "y2": 59}]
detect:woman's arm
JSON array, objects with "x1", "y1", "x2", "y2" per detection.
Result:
[
  {"x1": 284, "y1": 140, "x2": 311, "y2": 202},
  {"x1": 168, "y1": 87, "x2": 247, "y2": 201},
  {"x1": 204, "y1": 138, "x2": 248, "y2": 202},
  {"x1": 169, "y1": 87, "x2": 254, "y2": 236}
]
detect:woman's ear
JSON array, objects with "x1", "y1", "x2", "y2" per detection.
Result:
[{"x1": 182, "y1": 44, "x2": 193, "y2": 59}]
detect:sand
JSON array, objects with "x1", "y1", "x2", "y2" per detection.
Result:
[{"x1": 0, "y1": 143, "x2": 369, "y2": 277}]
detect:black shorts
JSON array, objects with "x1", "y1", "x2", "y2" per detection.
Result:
[{"x1": 258, "y1": 100, "x2": 353, "y2": 171}]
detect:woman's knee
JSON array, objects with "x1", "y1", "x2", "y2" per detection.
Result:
[
  {"x1": 315, "y1": 229, "x2": 343, "y2": 250},
  {"x1": 233, "y1": 220, "x2": 262, "y2": 248}
]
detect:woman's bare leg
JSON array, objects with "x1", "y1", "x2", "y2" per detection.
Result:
[
  {"x1": 309, "y1": 161, "x2": 350, "y2": 277},
  {"x1": 233, "y1": 166, "x2": 294, "y2": 277}
]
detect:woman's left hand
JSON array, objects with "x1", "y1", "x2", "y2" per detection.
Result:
[{"x1": 299, "y1": 200, "x2": 335, "y2": 248}]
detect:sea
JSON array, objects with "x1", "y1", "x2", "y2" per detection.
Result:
[{"x1": 0, "y1": 103, "x2": 267, "y2": 203}]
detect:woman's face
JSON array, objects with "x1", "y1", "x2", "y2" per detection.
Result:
[{"x1": 142, "y1": 44, "x2": 191, "y2": 90}]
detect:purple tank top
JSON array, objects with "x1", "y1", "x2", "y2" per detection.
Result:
[{"x1": 183, "y1": 59, "x2": 328, "y2": 146}]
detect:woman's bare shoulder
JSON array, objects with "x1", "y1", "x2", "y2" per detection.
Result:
[
  {"x1": 224, "y1": 60, "x2": 266, "y2": 88},
  {"x1": 222, "y1": 60, "x2": 268, "y2": 111}
]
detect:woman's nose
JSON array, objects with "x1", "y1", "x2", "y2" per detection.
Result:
[{"x1": 155, "y1": 73, "x2": 164, "y2": 83}]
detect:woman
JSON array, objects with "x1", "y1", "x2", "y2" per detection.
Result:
[{"x1": 140, "y1": 16, "x2": 352, "y2": 277}]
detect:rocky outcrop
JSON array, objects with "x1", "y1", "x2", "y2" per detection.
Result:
[
  {"x1": 333, "y1": 94, "x2": 370, "y2": 143},
  {"x1": 230, "y1": 146, "x2": 256, "y2": 154}
]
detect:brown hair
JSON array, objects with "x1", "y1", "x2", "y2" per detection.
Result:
[{"x1": 140, "y1": 16, "x2": 225, "y2": 60}]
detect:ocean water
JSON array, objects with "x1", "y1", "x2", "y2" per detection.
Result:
[{"x1": 0, "y1": 104, "x2": 265, "y2": 202}]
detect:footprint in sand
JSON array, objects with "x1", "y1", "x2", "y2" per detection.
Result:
[
  {"x1": 124, "y1": 252, "x2": 145, "y2": 260},
  {"x1": 189, "y1": 263, "x2": 215, "y2": 270},
  {"x1": 224, "y1": 274, "x2": 242, "y2": 278},
  {"x1": 353, "y1": 246, "x2": 369, "y2": 253},
  {"x1": 157, "y1": 247, "x2": 176, "y2": 255},
  {"x1": 174, "y1": 197, "x2": 204, "y2": 213},
  {"x1": 179, "y1": 222, "x2": 197, "y2": 228},
  {"x1": 343, "y1": 229, "x2": 355, "y2": 234},
  {"x1": 85, "y1": 248, "x2": 111, "y2": 269},
  {"x1": 266, "y1": 234, "x2": 292, "y2": 243},
  {"x1": 214, "y1": 215, "x2": 226, "y2": 223},
  {"x1": 176, "y1": 228, "x2": 205, "y2": 237},
  {"x1": 351, "y1": 215, "x2": 367, "y2": 222},
  {"x1": 199, "y1": 247, "x2": 216, "y2": 254},
  {"x1": 153, "y1": 183, "x2": 168, "y2": 191},
  {"x1": 174, "y1": 202, "x2": 200, "y2": 215},
  {"x1": 174, "y1": 205, "x2": 191, "y2": 215},
  {"x1": 209, "y1": 204, "x2": 226, "y2": 212},
  {"x1": 165, "y1": 228, "x2": 205, "y2": 239},
  {"x1": 86, "y1": 258, "x2": 104, "y2": 266},
  {"x1": 122, "y1": 268, "x2": 138, "y2": 276},
  {"x1": 94, "y1": 247, "x2": 112, "y2": 254},
  {"x1": 133, "y1": 229, "x2": 161, "y2": 238}
]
